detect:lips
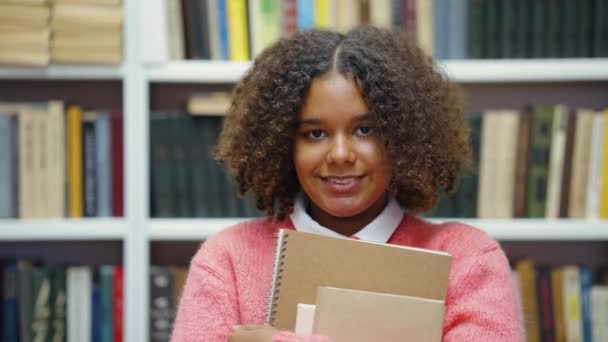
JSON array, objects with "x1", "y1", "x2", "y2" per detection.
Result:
[{"x1": 320, "y1": 176, "x2": 363, "y2": 193}]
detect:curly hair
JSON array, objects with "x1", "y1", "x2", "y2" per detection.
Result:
[{"x1": 215, "y1": 26, "x2": 472, "y2": 219}]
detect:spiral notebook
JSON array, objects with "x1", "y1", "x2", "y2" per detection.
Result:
[{"x1": 266, "y1": 229, "x2": 451, "y2": 331}]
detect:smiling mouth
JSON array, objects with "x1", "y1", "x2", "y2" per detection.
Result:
[
  {"x1": 319, "y1": 176, "x2": 364, "y2": 192},
  {"x1": 321, "y1": 176, "x2": 363, "y2": 184}
]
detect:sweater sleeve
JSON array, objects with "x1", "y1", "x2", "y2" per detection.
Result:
[
  {"x1": 170, "y1": 247, "x2": 239, "y2": 341},
  {"x1": 442, "y1": 244, "x2": 524, "y2": 341}
]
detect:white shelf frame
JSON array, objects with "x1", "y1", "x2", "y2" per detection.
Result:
[
  {"x1": 0, "y1": 218, "x2": 127, "y2": 240},
  {"x1": 146, "y1": 58, "x2": 608, "y2": 84}
]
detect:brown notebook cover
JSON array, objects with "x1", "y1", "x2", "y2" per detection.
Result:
[
  {"x1": 266, "y1": 229, "x2": 451, "y2": 331},
  {"x1": 313, "y1": 287, "x2": 445, "y2": 342}
]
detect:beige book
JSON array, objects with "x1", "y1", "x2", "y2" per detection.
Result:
[
  {"x1": 0, "y1": 4, "x2": 51, "y2": 28},
  {"x1": 415, "y1": 0, "x2": 433, "y2": 56},
  {"x1": 335, "y1": 0, "x2": 360, "y2": 33},
  {"x1": 51, "y1": 0, "x2": 121, "y2": 5},
  {"x1": 313, "y1": 287, "x2": 444, "y2": 342},
  {"x1": 51, "y1": 20, "x2": 121, "y2": 34},
  {"x1": 51, "y1": 46, "x2": 121, "y2": 64},
  {"x1": 51, "y1": 2, "x2": 122, "y2": 27},
  {"x1": 369, "y1": 0, "x2": 392, "y2": 28},
  {"x1": 18, "y1": 106, "x2": 45, "y2": 218},
  {"x1": 0, "y1": 47, "x2": 50, "y2": 66},
  {"x1": 267, "y1": 229, "x2": 451, "y2": 331},
  {"x1": 0, "y1": 28, "x2": 50, "y2": 47},
  {"x1": 33, "y1": 109, "x2": 49, "y2": 218},
  {"x1": 47, "y1": 101, "x2": 65, "y2": 218},
  {"x1": 478, "y1": 110, "x2": 520, "y2": 218},
  {"x1": 52, "y1": 33, "x2": 121, "y2": 50},
  {"x1": 586, "y1": 113, "x2": 605, "y2": 219},
  {"x1": 0, "y1": 0, "x2": 48, "y2": 4},
  {"x1": 166, "y1": 0, "x2": 185, "y2": 60},
  {"x1": 568, "y1": 109, "x2": 595, "y2": 217},
  {"x1": 545, "y1": 105, "x2": 569, "y2": 219},
  {"x1": 561, "y1": 266, "x2": 583, "y2": 342},
  {"x1": 187, "y1": 93, "x2": 232, "y2": 116}
]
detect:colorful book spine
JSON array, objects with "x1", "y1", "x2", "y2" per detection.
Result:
[
  {"x1": 2, "y1": 260, "x2": 19, "y2": 342},
  {"x1": 30, "y1": 268, "x2": 52, "y2": 342},
  {"x1": 149, "y1": 267, "x2": 173, "y2": 342},
  {"x1": 111, "y1": 113, "x2": 123, "y2": 217},
  {"x1": 83, "y1": 112, "x2": 98, "y2": 217},
  {"x1": 0, "y1": 114, "x2": 16, "y2": 218},
  {"x1": 99, "y1": 266, "x2": 114, "y2": 342},
  {"x1": 227, "y1": 0, "x2": 250, "y2": 61},
  {"x1": 297, "y1": 0, "x2": 314, "y2": 31},
  {"x1": 95, "y1": 111, "x2": 112, "y2": 217},
  {"x1": 599, "y1": 109, "x2": 608, "y2": 219},
  {"x1": 112, "y1": 266, "x2": 123, "y2": 342},
  {"x1": 526, "y1": 105, "x2": 554, "y2": 218},
  {"x1": 67, "y1": 105, "x2": 84, "y2": 218}
]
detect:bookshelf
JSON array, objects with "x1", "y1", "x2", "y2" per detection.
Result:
[{"x1": 1, "y1": 0, "x2": 608, "y2": 341}]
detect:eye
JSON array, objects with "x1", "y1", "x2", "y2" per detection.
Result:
[
  {"x1": 356, "y1": 125, "x2": 372, "y2": 136},
  {"x1": 306, "y1": 129, "x2": 326, "y2": 140}
]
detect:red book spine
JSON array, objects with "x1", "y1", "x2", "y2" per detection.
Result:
[
  {"x1": 282, "y1": 0, "x2": 297, "y2": 36},
  {"x1": 113, "y1": 265, "x2": 124, "y2": 342},
  {"x1": 403, "y1": 0, "x2": 417, "y2": 35},
  {"x1": 111, "y1": 112, "x2": 124, "y2": 217}
]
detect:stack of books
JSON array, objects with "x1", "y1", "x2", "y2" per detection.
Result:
[
  {"x1": 50, "y1": 0, "x2": 123, "y2": 64},
  {"x1": 267, "y1": 229, "x2": 450, "y2": 341},
  {"x1": 0, "y1": 0, "x2": 51, "y2": 66}
]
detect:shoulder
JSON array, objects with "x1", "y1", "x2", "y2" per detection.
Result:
[
  {"x1": 190, "y1": 217, "x2": 285, "y2": 270},
  {"x1": 396, "y1": 215, "x2": 500, "y2": 260}
]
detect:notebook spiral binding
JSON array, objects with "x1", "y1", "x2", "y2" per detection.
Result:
[{"x1": 266, "y1": 230, "x2": 289, "y2": 326}]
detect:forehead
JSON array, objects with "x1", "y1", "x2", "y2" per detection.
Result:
[{"x1": 299, "y1": 72, "x2": 369, "y2": 120}]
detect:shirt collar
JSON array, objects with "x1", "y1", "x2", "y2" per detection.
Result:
[{"x1": 289, "y1": 193, "x2": 404, "y2": 243}]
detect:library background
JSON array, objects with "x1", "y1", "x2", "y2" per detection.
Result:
[{"x1": 1, "y1": 0, "x2": 608, "y2": 341}]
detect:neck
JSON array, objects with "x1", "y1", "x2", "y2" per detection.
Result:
[{"x1": 308, "y1": 194, "x2": 388, "y2": 237}]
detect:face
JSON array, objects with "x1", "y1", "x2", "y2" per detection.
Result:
[{"x1": 293, "y1": 71, "x2": 392, "y2": 232}]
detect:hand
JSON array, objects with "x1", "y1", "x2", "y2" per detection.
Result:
[{"x1": 228, "y1": 324, "x2": 279, "y2": 342}]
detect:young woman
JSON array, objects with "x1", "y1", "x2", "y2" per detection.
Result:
[{"x1": 171, "y1": 26, "x2": 523, "y2": 342}]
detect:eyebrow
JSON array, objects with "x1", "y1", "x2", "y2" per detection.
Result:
[{"x1": 298, "y1": 113, "x2": 371, "y2": 126}]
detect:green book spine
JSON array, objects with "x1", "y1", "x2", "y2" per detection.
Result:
[
  {"x1": 30, "y1": 268, "x2": 51, "y2": 342},
  {"x1": 99, "y1": 266, "x2": 113, "y2": 342},
  {"x1": 150, "y1": 113, "x2": 174, "y2": 218},
  {"x1": 49, "y1": 267, "x2": 66, "y2": 342},
  {"x1": 468, "y1": 0, "x2": 484, "y2": 59},
  {"x1": 190, "y1": 117, "x2": 210, "y2": 217},
  {"x1": 171, "y1": 114, "x2": 193, "y2": 217},
  {"x1": 593, "y1": 0, "x2": 608, "y2": 56},
  {"x1": 501, "y1": 0, "x2": 515, "y2": 58},
  {"x1": 577, "y1": 0, "x2": 592, "y2": 57},
  {"x1": 483, "y1": 0, "x2": 501, "y2": 58},
  {"x1": 527, "y1": 105, "x2": 555, "y2": 218},
  {"x1": 531, "y1": 0, "x2": 546, "y2": 58},
  {"x1": 546, "y1": 0, "x2": 562, "y2": 57},
  {"x1": 515, "y1": 0, "x2": 531, "y2": 58},
  {"x1": 562, "y1": 0, "x2": 578, "y2": 57},
  {"x1": 456, "y1": 115, "x2": 482, "y2": 218},
  {"x1": 205, "y1": 117, "x2": 224, "y2": 217},
  {"x1": 18, "y1": 260, "x2": 33, "y2": 342}
]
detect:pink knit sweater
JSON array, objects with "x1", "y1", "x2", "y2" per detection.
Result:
[{"x1": 171, "y1": 215, "x2": 523, "y2": 341}]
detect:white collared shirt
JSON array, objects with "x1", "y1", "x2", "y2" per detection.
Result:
[{"x1": 289, "y1": 193, "x2": 404, "y2": 243}]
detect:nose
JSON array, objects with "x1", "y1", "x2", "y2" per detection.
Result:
[{"x1": 326, "y1": 134, "x2": 356, "y2": 164}]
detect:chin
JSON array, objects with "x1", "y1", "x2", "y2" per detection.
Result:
[{"x1": 323, "y1": 205, "x2": 365, "y2": 218}]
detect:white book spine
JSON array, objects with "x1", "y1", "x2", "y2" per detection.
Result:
[
  {"x1": 166, "y1": 0, "x2": 185, "y2": 60},
  {"x1": 586, "y1": 113, "x2": 605, "y2": 219},
  {"x1": 140, "y1": 0, "x2": 168, "y2": 64},
  {"x1": 562, "y1": 266, "x2": 583, "y2": 342},
  {"x1": 591, "y1": 286, "x2": 608, "y2": 342}
]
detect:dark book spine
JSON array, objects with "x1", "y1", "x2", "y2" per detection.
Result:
[
  {"x1": 99, "y1": 266, "x2": 113, "y2": 342},
  {"x1": 562, "y1": 0, "x2": 578, "y2": 58},
  {"x1": 190, "y1": 117, "x2": 209, "y2": 217},
  {"x1": 83, "y1": 120, "x2": 97, "y2": 217},
  {"x1": 514, "y1": 109, "x2": 531, "y2": 218},
  {"x1": 112, "y1": 266, "x2": 123, "y2": 342},
  {"x1": 171, "y1": 114, "x2": 193, "y2": 217},
  {"x1": 577, "y1": 0, "x2": 592, "y2": 57},
  {"x1": 468, "y1": 0, "x2": 483, "y2": 58},
  {"x1": 30, "y1": 268, "x2": 51, "y2": 342},
  {"x1": 456, "y1": 115, "x2": 481, "y2": 218},
  {"x1": 559, "y1": 110, "x2": 576, "y2": 217},
  {"x1": 18, "y1": 260, "x2": 33, "y2": 342},
  {"x1": 91, "y1": 285, "x2": 101, "y2": 342},
  {"x1": 150, "y1": 113, "x2": 174, "y2": 218},
  {"x1": 111, "y1": 113, "x2": 123, "y2": 217},
  {"x1": 531, "y1": 0, "x2": 546, "y2": 58},
  {"x1": 2, "y1": 261, "x2": 19, "y2": 342},
  {"x1": 593, "y1": 0, "x2": 608, "y2": 56},
  {"x1": 536, "y1": 267, "x2": 555, "y2": 342},
  {"x1": 546, "y1": 0, "x2": 562, "y2": 58},
  {"x1": 515, "y1": 0, "x2": 531, "y2": 58},
  {"x1": 50, "y1": 267, "x2": 66, "y2": 342},
  {"x1": 527, "y1": 105, "x2": 554, "y2": 218},
  {"x1": 580, "y1": 267, "x2": 593, "y2": 342},
  {"x1": 149, "y1": 267, "x2": 173, "y2": 342},
  {"x1": 501, "y1": 0, "x2": 516, "y2": 58}
]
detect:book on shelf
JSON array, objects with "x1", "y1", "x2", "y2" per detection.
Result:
[
  {"x1": 0, "y1": 101, "x2": 123, "y2": 219},
  {"x1": 266, "y1": 229, "x2": 451, "y2": 331},
  {"x1": 511, "y1": 260, "x2": 608, "y2": 342},
  {"x1": 2, "y1": 260, "x2": 123, "y2": 342}
]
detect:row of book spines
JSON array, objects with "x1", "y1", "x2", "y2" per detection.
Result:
[
  {"x1": 469, "y1": 0, "x2": 608, "y2": 59},
  {"x1": 0, "y1": 103, "x2": 123, "y2": 219},
  {"x1": 431, "y1": 106, "x2": 608, "y2": 219},
  {"x1": 149, "y1": 265, "x2": 187, "y2": 342},
  {"x1": 513, "y1": 260, "x2": 608, "y2": 342},
  {"x1": 150, "y1": 113, "x2": 259, "y2": 218},
  {"x1": 168, "y1": 0, "x2": 608, "y2": 62},
  {"x1": 2, "y1": 261, "x2": 123, "y2": 342}
]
